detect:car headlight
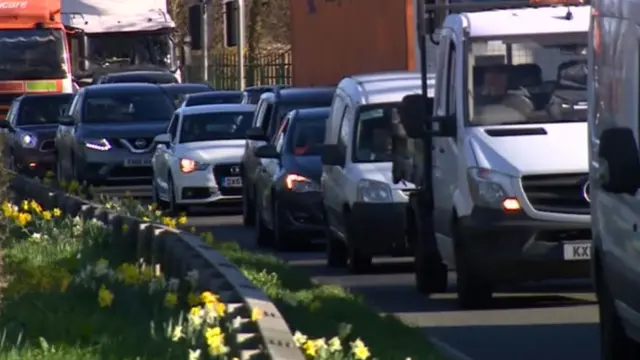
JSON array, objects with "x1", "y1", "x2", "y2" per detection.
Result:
[
  {"x1": 285, "y1": 174, "x2": 320, "y2": 192},
  {"x1": 467, "y1": 167, "x2": 520, "y2": 211},
  {"x1": 85, "y1": 138, "x2": 111, "y2": 151},
  {"x1": 357, "y1": 179, "x2": 393, "y2": 203},
  {"x1": 16, "y1": 130, "x2": 37, "y2": 149},
  {"x1": 179, "y1": 158, "x2": 208, "y2": 173}
]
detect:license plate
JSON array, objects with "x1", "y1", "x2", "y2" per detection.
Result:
[
  {"x1": 124, "y1": 158, "x2": 152, "y2": 167},
  {"x1": 222, "y1": 176, "x2": 242, "y2": 187},
  {"x1": 563, "y1": 243, "x2": 591, "y2": 260}
]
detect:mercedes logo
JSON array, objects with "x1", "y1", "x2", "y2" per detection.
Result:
[
  {"x1": 230, "y1": 166, "x2": 240, "y2": 174},
  {"x1": 134, "y1": 139, "x2": 147, "y2": 148},
  {"x1": 583, "y1": 181, "x2": 591, "y2": 203}
]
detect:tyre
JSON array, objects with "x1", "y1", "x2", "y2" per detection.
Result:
[
  {"x1": 597, "y1": 254, "x2": 640, "y2": 360},
  {"x1": 344, "y1": 213, "x2": 371, "y2": 274},
  {"x1": 273, "y1": 199, "x2": 296, "y2": 251},
  {"x1": 242, "y1": 183, "x2": 255, "y2": 226},
  {"x1": 254, "y1": 200, "x2": 273, "y2": 247},
  {"x1": 167, "y1": 176, "x2": 186, "y2": 215},
  {"x1": 453, "y1": 224, "x2": 492, "y2": 309},
  {"x1": 326, "y1": 232, "x2": 348, "y2": 268}
]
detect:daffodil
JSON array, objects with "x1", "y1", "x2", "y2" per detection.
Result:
[
  {"x1": 293, "y1": 331, "x2": 307, "y2": 347},
  {"x1": 116, "y1": 263, "x2": 139, "y2": 285},
  {"x1": 328, "y1": 336, "x2": 342, "y2": 352},
  {"x1": 20, "y1": 200, "x2": 29, "y2": 211},
  {"x1": 350, "y1": 338, "x2": 371, "y2": 360},
  {"x1": 164, "y1": 291, "x2": 178, "y2": 308},
  {"x1": 97, "y1": 284, "x2": 114, "y2": 307},
  {"x1": 16, "y1": 212, "x2": 32, "y2": 226},
  {"x1": 140, "y1": 267, "x2": 154, "y2": 282},
  {"x1": 171, "y1": 325, "x2": 183, "y2": 341},
  {"x1": 187, "y1": 306, "x2": 204, "y2": 328},
  {"x1": 302, "y1": 340, "x2": 318, "y2": 357},
  {"x1": 41, "y1": 210, "x2": 52, "y2": 221},
  {"x1": 251, "y1": 307, "x2": 264, "y2": 321},
  {"x1": 52, "y1": 208, "x2": 62, "y2": 217},
  {"x1": 188, "y1": 349, "x2": 201, "y2": 360},
  {"x1": 29, "y1": 200, "x2": 42, "y2": 213},
  {"x1": 177, "y1": 215, "x2": 187, "y2": 225},
  {"x1": 205, "y1": 327, "x2": 228, "y2": 356},
  {"x1": 200, "y1": 291, "x2": 218, "y2": 305}
]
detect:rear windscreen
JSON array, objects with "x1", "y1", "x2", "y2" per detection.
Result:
[{"x1": 18, "y1": 95, "x2": 72, "y2": 125}]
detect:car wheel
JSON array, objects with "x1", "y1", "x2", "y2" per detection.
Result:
[
  {"x1": 344, "y1": 213, "x2": 372, "y2": 274},
  {"x1": 273, "y1": 198, "x2": 296, "y2": 251},
  {"x1": 597, "y1": 254, "x2": 640, "y2": 360},
  {"x1": 453, "y1": 223, "x2": 492, "y2": 309},
  {"x1": 242, "y1": 183, "x2": 255, "y2": 226},
  {"x1": 167, "y1": 176, "x2": 186, "y2": 215},
  {"x1": 326, "y1": 231, "x2": 348, "y2": 268},
  {"x1": 254, "y1": 199, "x2": 273, "y2": 247}
]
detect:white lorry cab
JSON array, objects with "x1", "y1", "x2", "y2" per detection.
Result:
[
  {"x1": 394, "y1": 0, "x2": 591, "y2": 308},
  {"x1": 588, "y1": 0, "x2": 640, "y2": 358},
  {"x1": 320, "y1": 71, "x2": 435, "y2": 273},
  {"x1": 62, "y1": 0, "x2": 180, "y2": 85}
]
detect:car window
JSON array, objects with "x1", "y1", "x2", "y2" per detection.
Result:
[
  {"x1": 287, "y1": 115, "x2": 326, "y2": 156},
  {"x1": 168, "y1": 114, "x2": 180, "y2": 139},
  {"x1": 83, "y1": 91, "x2": 175, "y2": 122},
  {"x1": 352, "y1": 103, "x2": 397, "y2": 163},
  {"x1": 178, "y1": 110, "x2": 254, "y2": 143},
  {"x1": 17, "y1": 96, "x2": 72, "y2": 125},
  {"x1": 269, "y1": 101, "x2": 332, "y2": 138}
]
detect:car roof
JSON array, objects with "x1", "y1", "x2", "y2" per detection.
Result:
[
  {"x1": 177, "y1": 104, "x2": 256, "y2": 116},
  {"x1": 160, "y1": 83, "x2": 212, "y2": 90},
  {"x1": 244, "y1": 84, "x2": 290, "y2": 92},
  {"x1": 291, "y1": 107, "x2": 331, "y2": 119},
  {"x1": 83, "y1": 83, "x2": 165, "y2": 94},
  {"x1": 187, "y1": 90, "x2": 242, "y2": 98},
  {"x1": 275, "y1": 87, "x2": 335, "y2": 102},
  {"x1": 107, "y1": 71, "x2": 173, "y2": 77}
]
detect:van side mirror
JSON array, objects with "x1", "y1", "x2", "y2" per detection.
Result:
[
  {"x1": 246, "y1": 127, "x2": 267, "y2": 141},
  {"x1": 399, "y1": 94, "x2": 455, "y2": 138},
  {"x1": 0, "y1": 121, "x2": 13, "y2": 132},
  {"x1": 58, "y1": 115, "x2": 75, "y2": 126},
  {"x1": 254, "y1": 144, "x2": 279, "y2": 159},
  {"x1": 598, "y1": 127, "x2": 640, "y2": 194},
  {"x1": 321, "y1": 144, "x2": 345, "y2": 167}
]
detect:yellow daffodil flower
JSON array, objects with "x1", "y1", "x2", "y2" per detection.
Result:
[
  {"x1": 200, "y1": 291, "x2": 218, "y2": 305},
  {"x1": 98, "y1": 285, "x2": 114, "y2": 307},
  {"x1": 351, "y1": 338, "x2": 371, "y2": 360},
  {"x1": 293, "y1": 331, "x2": 307, "y2": 347},
  {"x1": 303, "y1": 340, "x2": 318, "y2": 357},
  {"x1": 328, "y1": 336, "x2": 342, "y2": 352},
  {"x1": 177, "y1": 215, "x2": 187, "y2": 225},
  {"x1": 251, "y1": 307, "x2": 264, "y2": 321},
  {"x1": 41, "y1": 210, "x2": 52, "y2": 221},
  {"x1": 52, "y1": 208, "x2": 62, "y2": 217}
]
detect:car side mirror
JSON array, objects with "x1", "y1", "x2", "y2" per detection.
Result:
[
  {"x1": 58, "y1": 115, "x2": 75, "y2": 126},
  {"x1": 246, "y1": 127, "x2": 267, "y2": 141},
  {"x1": 0, "y1": 121, "x2": 13, "y2": 131},
  {"x1": 321, "y1": 144, "x2": 345, "y2": 167},
  {"x1": 598, "y1": 127, "x2": 640, "y2": 194},
  {"x1": 154, "y1": 133, "x2": 171, "y2": 144},
  {"x1": 254, "y1": 144, "x2": 279, "y2": 159},
  {"x1": 399, "y1": 94, "x2": 456, "y2": 139}
]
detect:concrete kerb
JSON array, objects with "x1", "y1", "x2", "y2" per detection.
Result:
[{"x1": 10, "y1": 174, "x2": 305, "y2": 360}]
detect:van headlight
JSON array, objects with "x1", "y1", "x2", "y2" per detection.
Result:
[
  {"x1": 357, "y1": 179, "x2": 393, "y2": 203},
  {"x1": 467, "y1": 167, "x2": 518, "y2": 209}
]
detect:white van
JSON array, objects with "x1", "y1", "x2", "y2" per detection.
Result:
[
  {"x1": 396, "y1": 5, "x2": 592, "y2": 309},
  {"x1": 320, "y1": 71, "x2": 435, "y2": 273},
  {"x1": 588, "y1": 0, "x2": 640, "y2": 358}
]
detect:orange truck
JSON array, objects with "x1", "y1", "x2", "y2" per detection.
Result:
[{"x1": 0, "y1": 0, "x2": 73, "y2": 119}]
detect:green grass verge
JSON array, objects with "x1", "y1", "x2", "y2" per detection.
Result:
[
  {"x1": 46, "y1": 179, "x2": 444, "y2": 360},
  {"x1": 0, "y1": 200, "x2": 231, "y2": 359},
  {"x1": 207, "y1": 238, "x2": 443, "y2": 360}
]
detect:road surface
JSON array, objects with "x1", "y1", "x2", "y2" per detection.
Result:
[{"x1": 185, "y1": 207, "x2": 599, "y2": 360}]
